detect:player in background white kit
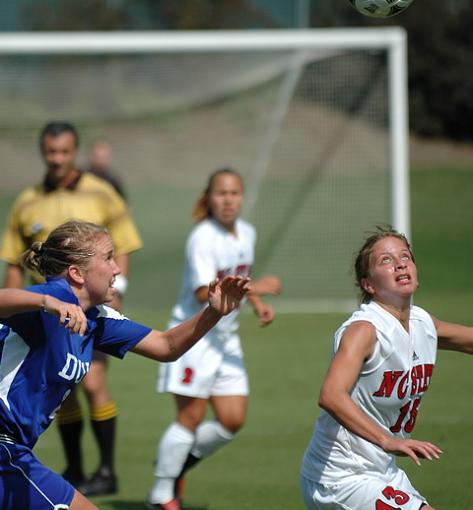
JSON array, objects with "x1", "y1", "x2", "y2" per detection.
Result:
[
  {"x1": 301, "y1": 227, "x2": 473, "y2": 510},
  {"x1": 146, "y1": 168, "x2": 281, "y2": 510}
]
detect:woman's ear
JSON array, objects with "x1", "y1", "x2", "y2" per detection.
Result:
[
  {"x1": 361, "y1": 277, "x2": 375, "y2": 296},
  {"x1": 67, "y1": 265, "x2": 85, "y2": 285}
]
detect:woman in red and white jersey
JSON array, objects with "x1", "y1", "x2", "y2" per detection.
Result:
[
  {"x1": 146, "y1": 168, "x2": 281, "y2": 510},
  {"x1": 301, "y1": 226, "x2": 473, "y2": 510}
]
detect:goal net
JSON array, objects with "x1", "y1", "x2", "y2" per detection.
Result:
[{"x1": 0, "y1": 29, "x2": 409, "y2": 313}]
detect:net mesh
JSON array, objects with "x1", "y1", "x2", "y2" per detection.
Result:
[{"x1": 0, "y1": 44, "x2": 392, "y2": 312}]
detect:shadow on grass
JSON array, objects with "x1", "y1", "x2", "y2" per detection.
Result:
[{"x1": 101, "y1": 500, "x2": 208, "y2": 510}]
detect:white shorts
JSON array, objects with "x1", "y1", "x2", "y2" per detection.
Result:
[
  {"x1": 301, "y1": 468, "x2": 428, "y2": 510},
  {"x1": 157, "y1": 329, "x2": 249, "y2": 398}
]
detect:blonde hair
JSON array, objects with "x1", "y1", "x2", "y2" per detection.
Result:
[
  {"x1": 22, "y1": 220, "x2": 108, "y2": 277},
  {"x1": 354, "y1": 226, "x2": 414, "y2": 303},
  {"x1": 192, "y1": 167, "x2": 243, "y2": 223}
]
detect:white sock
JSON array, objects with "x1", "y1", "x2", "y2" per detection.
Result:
[
  {"x1": 149, "y1": 422, "x2": 195, "y2": 504},
  {"x1": 190, "y1": 420, "x2": 235, "y2": 459}
]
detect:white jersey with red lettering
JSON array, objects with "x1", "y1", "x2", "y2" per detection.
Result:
[
  {"x1": 169, "y1": 217, "x2": 255, "y2": 336},
  {"x1": 157, "y1": 217, "x2": 255, "y2": 398},
  {"x1": 301, "y1": 300, "x2": 437, "y2": 484}
]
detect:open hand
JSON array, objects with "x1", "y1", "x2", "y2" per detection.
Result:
[
  {"x1": 208, "y1": 276, "x2": 251, "y2": 316},
  {"x1": 381, "y1": 435, "x2": 442, "y2": 466},
  {"x1": 43, "y1": 295, "x2": 88, "y2": 336}
]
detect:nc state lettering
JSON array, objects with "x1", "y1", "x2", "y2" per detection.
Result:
[
  {"x1": 216, "y1": 264, "x2": 252, "y2": 280},
  {"x1": 372, "y1": 364, "x2": 434, "y2": 398},
  {"x1": 58, "y1": 353, "x2": 90, "y2": 383}
]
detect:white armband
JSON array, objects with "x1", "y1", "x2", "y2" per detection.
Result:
[{"x1": 113, "y1": 274, "x2": 128, "y2": 295}]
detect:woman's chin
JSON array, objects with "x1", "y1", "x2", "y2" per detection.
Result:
[{"x1": 101, "y1": 289, "x2": 116, "y2": 305}]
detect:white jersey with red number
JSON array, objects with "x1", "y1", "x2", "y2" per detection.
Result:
[
  {"x1": 301, "y1": 301, "x2": 437, "y2": 484},
  {"x1": 170, "y1": 217, "x2": 255, "y2": 336}
]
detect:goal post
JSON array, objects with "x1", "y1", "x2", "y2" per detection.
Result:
[{"x1": 0, "y1": 28, "x2": 409, "y2": 313}]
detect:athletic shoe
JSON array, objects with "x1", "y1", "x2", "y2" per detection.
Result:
[
  {"x1": 144, "y1": 498, "x2": 182, "y2": 510},
  {"x1": 80, "y1": 469, "x2": 118, "y2": 496}
]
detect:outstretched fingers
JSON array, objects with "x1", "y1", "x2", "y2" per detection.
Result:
[
  {"x1": 220, "y1": 276, "x2": 250, "y2": 313},
  {"x1": 223, "y1": 274, "x2": 251, "y2": 295},
  {"x1": 411, "y1": 440, "x2": 442, "y2": 461},
  {"x1": 209, "y1": 276, "x2": 251, "y2": 315},
  {"x1": 395, "y1": 439, "x2": 443, "y2": 466}
]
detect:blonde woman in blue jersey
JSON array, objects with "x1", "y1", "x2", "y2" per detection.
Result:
[
  {"x1": 0, "y1": 122, "x2": 144, "y2": 496},
  {"x1": 301, "y1": 227, "x2": 473, "y2": 510},
  {"x1": 0, "y1": 220, "x2": 250, "y2": 510},
  {"x1": 147, "y1": 168, "x2": 281, "y2": 510}
]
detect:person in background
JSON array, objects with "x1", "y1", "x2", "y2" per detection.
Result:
[
  {"x1": 146, "y1": 167, "x2": 282, "y2": 510},
  {"x1": 300, "y1": 226, "x2": 473, "y2": 510},
  {"x1": 0, "y1": 219, "x2": 250, "y2": 510},
  {"x1": 0, "y1": 121, "x2": 142, "y2": 496},
  {"x1": 86, "y1": 139, "x2": 126, "y2": 200}
]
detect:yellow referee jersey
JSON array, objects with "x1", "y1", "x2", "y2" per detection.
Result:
[{"x1": 0, "y1": 172, "x2": 143, "y2": 266}]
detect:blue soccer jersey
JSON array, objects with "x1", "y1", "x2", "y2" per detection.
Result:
[{"x1": 0, "y1": 277, "x2": 151, "y2": 449}]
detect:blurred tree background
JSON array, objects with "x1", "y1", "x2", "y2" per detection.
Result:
[
  {"x1": 312, "y1": 0, "x2": 473, "y2": 141},
  {"x1": 0, "y1": 0, "x2": 471, "y2": 142}
]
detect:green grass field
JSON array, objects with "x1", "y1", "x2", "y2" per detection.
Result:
[{"x1": 2, "y1": 166, "x2": 473, "y2": 509}]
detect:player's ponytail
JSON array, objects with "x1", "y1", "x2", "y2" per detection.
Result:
[
  {"x1": 22, "y1": 242, "x2": 44, "y2": 274},
  {"x1": 192, "y1": 191, "x2": 209, "y2": 223},
  {"x1": 22, "y1": 220, "x2": 108, "y2": 277}
]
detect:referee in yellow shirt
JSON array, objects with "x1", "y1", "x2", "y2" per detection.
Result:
[{"x1": 0, "y1": 121, "x2": 143, "y2": 496}]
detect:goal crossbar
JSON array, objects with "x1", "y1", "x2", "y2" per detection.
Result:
[
  {"x1": 0, "y1": 28, "x2": 410, "y2": 238},
  {"x1": 0, "y1": 28, "x2": 410, "y2": 311},
  {"x1": 0, "y1": 28, "x2": 405, "y2": 53}
]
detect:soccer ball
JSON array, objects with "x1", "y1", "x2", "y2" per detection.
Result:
[{"x1": 348, "y1": 0, "x2": 415, "y2": 18}]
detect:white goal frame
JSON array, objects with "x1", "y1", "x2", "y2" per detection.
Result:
[{"x1": 0, "y1": 28, "x2": 410, "y2": 239}]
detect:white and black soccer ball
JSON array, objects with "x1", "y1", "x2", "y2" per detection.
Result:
[{"x1": 348, "y1": 0, "x2": 415, "y2": 18}]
